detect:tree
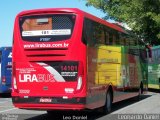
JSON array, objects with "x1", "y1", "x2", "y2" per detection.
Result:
[{"x1": 86, "y1": 0, "x2": 160, "y2": 45}]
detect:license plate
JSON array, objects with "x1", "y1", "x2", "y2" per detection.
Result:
[{"x1": 39, "y1": 98, "x2": 52, "y2": 103}]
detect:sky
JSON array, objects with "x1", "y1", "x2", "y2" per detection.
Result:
[{"x1": 0, "y1": 0, "x2": 108, "y2": 47}]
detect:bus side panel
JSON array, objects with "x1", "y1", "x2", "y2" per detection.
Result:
[
  {"x1": 148, "y1": 63, "x2": 160, "y2": 89},
  {"x1": 86, "y1": 45, "x2": 122, "y2": 109},
  {"x1": 0, "y1": 48, "x2": 12, "y2": 93},
  {"x1": 148, "y1": 46, "x2": 160, "y2": 89},
  {"x1": 3, "y1": 49, "x2": 12, "y2": 85},
  {"x1": 87, "y1": 46, "x2": 104, "y2": 109}
]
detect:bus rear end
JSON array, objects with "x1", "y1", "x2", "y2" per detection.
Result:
[{"x1": 12, "y1": 8, "x2": 87, "y2": 110}]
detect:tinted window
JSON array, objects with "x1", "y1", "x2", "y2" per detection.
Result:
[
  {"x1": 19, "y1": 14, "x2": 76, "y2": 42},
  {"x1": 82, "y1": 18, "x2": 106, "y2": 46},
  {"x1": 82, "y1": 18, "x2": 121, "y2": 46}
]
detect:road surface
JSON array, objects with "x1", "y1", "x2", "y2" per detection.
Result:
[{"x1": 0, "y1": 92, "x2": 159, "y2": 120}]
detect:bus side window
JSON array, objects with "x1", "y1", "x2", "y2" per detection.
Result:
[
  {"x1": 99, "y1": 31, "x2": 105, "y2": 44},
  {"x1": 115, "y1": 34, "x2": 120, "y2": 45},
  {"x1": 120, "y1": 38, "x2": 124, "y2": 45},
  {"x1": 91, "y1": 22, "x2": 97, "y2": 46},
  {"x1": 125, "y1": 38, "x2": 130, "y2": 46},
  {"x1": 123, "y1": 38, "x2": 126, "y2": 46},
  {"x1": 129, "y1": 38, "x2": 135, "y2": 46},
  {"x1": 82, "y1": 19, "x2": 87, "y2": 45},
  {"x1": 92, "y1": 22, "x2": 105, "y2": 45},
  {"x1": 109, "y1": 33, "x2": 113, "y2": 45},
  {"x1": 105, "y1": 32, "x2": 109, "y2": 45},
  {"x1": 112, "y1": 35, "x2": 116, "y2": 45},
  {"x1": 119, "y1": 33, "x2": 126, "y2": 46},
  {"x1": 124, "y1": 38, "x2": 129, "y2": 46},
  {"x1": 82, "y1": 18, "x2": 94, "y2": 46}
]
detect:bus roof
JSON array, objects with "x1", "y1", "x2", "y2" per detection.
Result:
[{"x1": 17, "y1": 8, "x2": 126, "y2": 34}]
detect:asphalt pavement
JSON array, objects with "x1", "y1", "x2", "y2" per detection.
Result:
[{"x1": 0, "y1": 92, "x2": 159, "y2": 120}]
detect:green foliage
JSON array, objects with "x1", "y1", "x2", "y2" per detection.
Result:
[{"x1": 85, "y1": 0, "x2": 160, "y2": 45}]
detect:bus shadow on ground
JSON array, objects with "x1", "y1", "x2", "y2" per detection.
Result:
[
  {"x1": 25, "y1": 94, "x2": 151, "y2": 120},
  {"x1": 111, "y1": 94, "x2": 151, "y2": 113},
  {"x1": 148, "y1": 88, "x2": 160, "y2": 93},
  {"x1": 25, "y1": 111, "x2": 102, "y2": 120},
  {"x1": 0, "y1": 93, "x2": 11, "y2": 98}
]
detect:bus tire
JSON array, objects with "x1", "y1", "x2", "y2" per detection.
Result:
[
  {"x1": 102, "y1": 90, "x2": 112, "y2": 114},
  {"x1": 47, "y1": 110, "x2": 53, "y2": 116},
  {"x1": 47, "y1": 110, "x2": 59, "y2": 116},
  {"x1": 136, "y1": 82, "x2": 143, "y2": 101},
  {"x1": 139, "y1": 82, "x2": 143, "y2": 95}
]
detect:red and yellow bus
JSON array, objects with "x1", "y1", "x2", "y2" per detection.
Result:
[{"x1": 12, "y1": 8, "x2": 148, "y2": 113}]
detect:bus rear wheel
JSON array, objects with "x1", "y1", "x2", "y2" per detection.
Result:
[
  {"x1": 102, "y1": 91, "x2": 112, "y2": 114},
  {"x1": 138, "y1": 82, "x2": 143, "y2": 98},
  {"x1": 134, "y1": 82, "x2": 143, "y2": 101}
]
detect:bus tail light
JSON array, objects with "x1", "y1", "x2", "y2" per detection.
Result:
[
  {"x1": 76, "y1": 61, "x2": 84, "y2": 92},
  {"x1": 2, "y1": 76, "x2": 6, "y2": 85},
  {"x1": 76, "y1": 76, "x2": 82, "y2": 90},
  {"x1": 12, "y1": 62, "x2": 18, "y2": 91},
  {"x1": 13, "y1": 77, "x2": 17, "y2": 90}
]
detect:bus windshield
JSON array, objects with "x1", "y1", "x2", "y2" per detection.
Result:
[{"x1": 19, "y1": 14, "x2": 76, "y2": 42}]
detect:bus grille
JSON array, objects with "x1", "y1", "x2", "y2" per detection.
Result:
[{"x1": 24, "y1": 48, "x2": 68, "y2": 61}]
